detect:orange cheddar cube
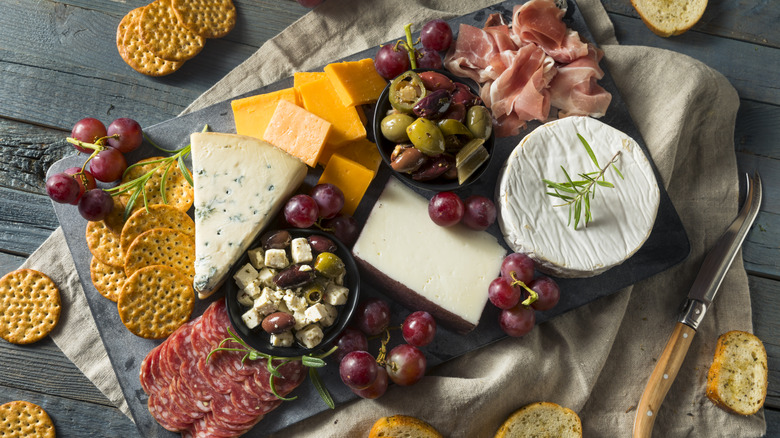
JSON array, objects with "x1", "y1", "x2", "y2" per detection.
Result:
[
  {"x1": 318, "y1": 138, "x2": 381, "y2": 172},
  {"x1": 263, "y1": 100, "x2": 331, "y2": 167},
  {"x1": 298, "y1": 77, "x2": 366, "y2": 147},
  {"x1": 318, "y1": 154, "x2": 375, "y2": 216},
  {"x1": 231, "y1": 88, "x2": 299, "y2": 139},
  {"x1": 294, "y1": 71, "x2": 326, "y2": 103},
  {"x1": 324, "y1": 59, "x2": 388, "y2": 107}
]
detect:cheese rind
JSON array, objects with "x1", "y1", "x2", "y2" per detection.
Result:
[
  {"x1": 352, "y1": 178, "x2": 506, "y2": 333},
  {"x1": 496, "y1": 116, "x2": 660, "y2": 277},
  {"x1": 190, "y1": 132, "x2": 307, "y2": 298}
]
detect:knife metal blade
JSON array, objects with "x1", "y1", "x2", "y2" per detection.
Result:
[{"x1": 632, "y1": 172, "x2": 762, "y2": 438}]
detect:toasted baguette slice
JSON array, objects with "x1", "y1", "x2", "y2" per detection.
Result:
[
  {"x1": 631, "y1": 0, "x2": 708, "y2": 37},
  {"x1": 494, "y1": 402, "x2": 582, "y2": 438},
  {"x1": 369, "y1": 415, "x2": 443, "y2": 438},
  {"x1": 706, "y1": 330, "x2": 768, "y2": 415}
]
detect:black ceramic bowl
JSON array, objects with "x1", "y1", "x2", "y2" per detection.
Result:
[
  {"x1": 225, "y1": 228, "x2": 360, "y2": 357},
  {"x1": 373, "y1": 68, "x2": 495, "y2": 192}
]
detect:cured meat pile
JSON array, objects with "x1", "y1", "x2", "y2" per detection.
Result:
[
  {"x1": 140, "y1": 300, "x2": 306, "y2": 437},
  {"x1": 444, "y1": 0, "x2": 612, "y2": 137}
]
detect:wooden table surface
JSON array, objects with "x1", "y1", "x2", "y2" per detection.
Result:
[{"x1": 0, "y1": 0, "x2": 777, "y2": 436}]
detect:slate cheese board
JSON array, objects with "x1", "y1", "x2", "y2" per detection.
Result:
[{"x1": 48, "y1": 1, "x2": 690, "y2": 436}]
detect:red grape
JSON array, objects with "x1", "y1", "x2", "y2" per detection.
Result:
[
  {"x1": 46, "y1": 173, "x2": 81, "y2": 204},
  {"x1": 335, "y1": 327, "x2": 368, "y2": 362},
  {"x1": 499, "y1": 305, "x2": 535, "y2": 337},
  {"x1": 71, "y1": 118, "x2": 107, "y2": 153},
  {"x1": 462, "y1": 195, "x2": 497, "y2": 231},
  {"x1": 428, "y1": 191, "x2": 464, "y2": 227},
  {"x1": 339, "y1": 350, "x2": 378, "y2": 390},
  {"x1": 322, "y1": 215, "x2": 359, "y2": 247},
  {"x1": 107, "y1": 118, "x2": 143, "y2": 153},
  {"x1": 64, "y1": 167, "x2": 97, "y2": 205},
  {"x1": 89, "y1": 147, "x2": 127, "y2": 182},
  {"x1": 283, "y1": 194, "x2": 319, "y2": 228},
  {"x1": 402, "y1": 311, "x2": 436, "y2": 347},
  {"x1": 501, "y1": 253, "x2": 534, "y2": 285},
  {"x1": 417, "y1": 50, "x2": 443, "y2": 70},
  {"x1": 488, "y1": 277, "x2": 521, "y2": 310},
  {"x1": 374, "y1": 44, "x2": 411, "y2": 80},
  {"x1": 78, "y1": 189, "x2": 114, "y2": 221},
  {"x1": 385, "y1": 344, "x2": 427, "y2": 386},
  {"x1": 355, "y1": 298, "x2": 391, "y2": 336},
  {"x1": 529, "y1": 276, "x2": 560, "y2": 311},
  {"x1": 310, "y1": 183, "x2": 345, "y2": 219},
  {"x1": 420, "y1": 19, "x2": 453, "y2": 52},
  {"x1": 351, "y1": 366, "x2": 388, "y2": 399}
]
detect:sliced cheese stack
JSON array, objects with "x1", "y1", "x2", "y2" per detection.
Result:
[
  {"x1": 496, "y1": 116, "x2": 660, "y2": 278},
  {"x1": 352, "y1": 178, "x2": 507, "y2": 333},
  {"x1": 190, "y1": 132, "x2": 307, "y2": 298}
]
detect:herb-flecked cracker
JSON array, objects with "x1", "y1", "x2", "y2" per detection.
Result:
[
  {"x1": 123, "y1": 228, "x2": 195, "y2": 280},
  {"x1": 0, "y1": 400, "x2": 56, "y2": 438},
  {"x1": 0, "y1": 269, "x2": 61, "y2": 345},
  {"x1": 139, "y1": 0, "x2": 205, "y2": 62},
  {"x1": 86, "y1": 220, "x2": 125, "y2": 268},
  {"x1": 90, "y1": 256, "x2": 127, "y2": 302},
  {"x1": 120, "y1": 204, "x2": 195, "y2": 256},
  {"x1": 171, "y1": 0, "x2": 237, "y2": 39},
  {"x1": 118, "y1": 264, "x2": 194, "y2": 339},
  {"x1": 117, "y1": 6, "x2": 183, "y2": 77},
  {"x1": 120, "y1": 156, "x2": 194, "y2": 213}
]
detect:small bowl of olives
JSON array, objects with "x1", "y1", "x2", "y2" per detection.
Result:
[
  {"x1": 373, "y1": 68, "x2": 495, "y2": 191},
  {"x1": 225, "y1": 228, "x2": 360, "y2": 357}
]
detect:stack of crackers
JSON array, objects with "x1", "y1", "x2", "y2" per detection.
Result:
[
  {"x1": 117, "y1": 0, "x2": 237, "y2": 76},
  {"x1": 87, "y1": 157, "x2": 198, "y2": 339}
]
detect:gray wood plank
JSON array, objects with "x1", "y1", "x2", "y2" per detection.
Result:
[
  {"x1": 0, "y1": 252, "x2": 24, "y2": 277},
  {"x1": 750, "y1": 275, "x2": 780, "y2": 409},
  {"x1": 0, "y1": 118, "x2": 72, "y2": 193},
  {"x1": 0, "y1": 187, "x2": 58, "y2": 256},
  {"x1": 767, "y1": 408, "x2": 780, "y2": 437}
]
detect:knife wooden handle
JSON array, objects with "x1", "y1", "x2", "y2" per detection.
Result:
[{"x1": 633, "y1": 322, "x2": 696, "y2": 438}]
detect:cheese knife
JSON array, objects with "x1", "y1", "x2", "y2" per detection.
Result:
[{"x1": 632, "y1": 172, "x2": 763, "y2": 438}]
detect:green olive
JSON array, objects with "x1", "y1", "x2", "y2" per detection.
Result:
[
  {"x1": 466, "y1": 105, "x2": 493, "y2": 139},
  {"x1": 437, "y1": 119, "x2": 474, "y2": 138},
  {"x1": 381, "y1": 113, "x2": 414, "y2": 143},
  {"x1": 303, "y1": 283, "x2": 324, "y2": 304},
  {"x1": 406, "y1": 118, "x2": 445, "y2": 156},
  {"x1": 314, "y1": 252, "x2": 345, "y2": 280}
]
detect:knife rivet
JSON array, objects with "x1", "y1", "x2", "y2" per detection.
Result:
[
  {"x1": 683, "y1": 333, "x2": 689, "y2": 338},
  {"x1": 647, "y1": 410, "x2": 653, "y2": 417},
  {"x1": 663, "y1": 374, "x2": 669, "y2": 379},
  {"x1": 695, "y1": 309, "x2": 700, "y2": 314}
]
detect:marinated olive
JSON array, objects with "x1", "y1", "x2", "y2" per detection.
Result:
[
  {"x1": 390, "y1": 144, "x2": 428, "y2": 173},
  {"x1": 380, "y1": 113, "x2": 414, "y2": 143},
  {"x1": 262, "y1": 230, "x2": 291, "y2": 250},
  {"x1": 438, "y1": 119, "x2": 474, "y2": 138},
  {"x1": 303, "y1": 283, "x2": 324, "y2": 304},
  {"x1": 451, "y1": 82, "x2": 481, "y2": 108},
  {"x1": 262, "y1": 312, "x2": 295, "y2": 334},
  {"x1": 388, "y1": 71, "x2": 427, "y2": 113},
  {"x1": 418, "y1": 71, "x2": 455, "y2": 92},
  {"x1": 314, "y1": 252, "x2": 346, "y2": 279},
  {"x1": 273, "y1": 264, "x2": 316, "y2": 288},
  {"x1": 406, "y1": 118, "x2": 445, "y2": 156},
  {"x1": 307, "y1": 235, "x2": 337, "y2": 255},
  {"x1": 412, "y1": 89, "x2": 451, "y2": 119},
  {"x1": 411, "y1": 154, "x2": 454, "y2": 181},
  {"x1": 466, "y1": 105, "x2": 493, "y2": 139},
  {"x1": 441, "y1": 102, "x2": 466, "y2": 123}
]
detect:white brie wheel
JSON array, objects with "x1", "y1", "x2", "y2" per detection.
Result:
[{"x1": 496, "y1": 116, "x2": 660, "y2": 278}]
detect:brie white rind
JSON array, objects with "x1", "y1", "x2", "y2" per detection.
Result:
[
  {"x1": 190, "y1": 132, "x2": 307, "y2": 298},
  {"x1": 496, "y1": 116, "x2": 660, "y2": 278}
]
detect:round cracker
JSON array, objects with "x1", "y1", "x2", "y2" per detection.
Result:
[
  {"x1": 139, "y1": 0, "x2": 205, "y2": 62},
  {"x1": 0, "y1": 400, "x2": 56, "y2": 438},
  {"x1": 86, "y1": 220, "x2": 125, "y2": 268},
  {"x1": 0, "y1": 269, "x2": 61, "y2": 345},
  {"x1": 118, "y1": 264, "x2": 194, "y2": 339},
  {"x1": 117, "y1": 6, "x2": 183, "y2": 77},
  {"x1": 124, "y1": 228, "x2": 195, "y2": 280},
  {"x1": 171, "y1": 0, "x2": 236, "y2": 39},
  {"x1": 90, "y1": 256, "x2": 127, "y2": 302},
  {"x1": 120, "y1": 157, "x2": 194, "y2": 213},
  {"x1": 120, "y1": 204, "x2": 195, "y2": 255}
]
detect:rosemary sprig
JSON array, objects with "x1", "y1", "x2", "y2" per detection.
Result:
[
  {"x1": 542, "y1": 133, "x2": 623, "y2": 230},
  {"x1": 207, "y1": 327, "x2": 338, "y2": 409}
]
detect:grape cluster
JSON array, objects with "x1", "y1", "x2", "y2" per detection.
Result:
[
  {"x1": 428, "y1": 192, "x2": 496, "y2": 231},
  {"x1": 488, "y1": 253, "x2": 561, "y2": 337},
  {"x1": 336, "y1": 298, "x2": 436, "y2": 399},
  {"x1": 374, "y1": 19, "x2": 454, "y2": 80},
  {"x1": 46, "y1": 117, "x2": 144, "y2": 221},
  {"x1": 282, "y1": 183, "x2": 359, "y2": 247}
]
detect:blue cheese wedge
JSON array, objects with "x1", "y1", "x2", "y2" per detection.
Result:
[
  {"x1": 190, "y1": 132, "x2": 307, "y2": 298},
  {"x1": 496, "y1": 116, "x2": 660, "y2": 278}
]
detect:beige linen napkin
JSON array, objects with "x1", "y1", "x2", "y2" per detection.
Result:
[{"x1": 23, "y1": 0, "x2": 764, "y2": 436}]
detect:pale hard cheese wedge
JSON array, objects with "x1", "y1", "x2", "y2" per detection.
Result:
[
  {"x1": 496, "y1": 116, "x2": 659, "y2": 278},
  {"x1": 352, "y1": 177, "x2": 506, "y2": 333},
  {"x1": 190, "y1": 132, "x2": 307, "y2": 298}
]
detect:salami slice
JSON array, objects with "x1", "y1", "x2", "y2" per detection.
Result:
[
  {"x1": 177, "y1": 377, "x2": 212, "y2": 413},
  {"x1": 147, "y1": 392, "x2": 191, "y2": 432},
  {"x1": 267, "y1": 360, "x2": 307, "y2": 397},
  {"x1": 193, "y1": 413, "x2": 254, "y2": 438},
  {"x1": 243, "y1": 375, "x2": 278, "y2": 402},
  {"x1": 197, "y1": 355, "x2": 247, "y2": 394},
  {"x1": 167, "y1": 379, "x2": 205, "y2": 422},
  {"x1": 140, "y1": 343, "x2": 164, "y2": 394},
  {"x1": 209, "y1": 391, "x2": 257, "y2": 426},
  {"x1": 229, "y1": 380, "x2": 274, "y2": 417},
  {"x1": 179, "y1": 346, "x2": 216, "y2": 402}
]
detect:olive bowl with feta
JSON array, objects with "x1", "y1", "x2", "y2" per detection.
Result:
[{"x1": 225, "y1": 228, "x2": 360, "y2": 357}]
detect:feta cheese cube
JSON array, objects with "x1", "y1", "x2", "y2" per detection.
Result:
[
  {"x1": 253, "y1": 291, "x2": 277, "y2": 316},
  {"x1": 291, "y1": 238, "x2": 313, "y2": 264},
  {"x1": 323, "y1": 283, "x2": 349, "y2": 306},
  {"x1": 271, "y1": 287, "x2": 286, "y2": 304},
  {"x1": 293, "y1": 310, "x2": 309, "y2": 330},
  {"x1": 244, "y1": 280, "x2": 263, "y2": 300},
  {"x1": 236, "y1": 290, "x2": 254, "y2": 307},
  {"x1": 284, "y1": 291, "x2": 307, "y2": 313},
  {"x1": 276, "y1": 301, "x2": 291, "y2": 315},
  {"x1": 264, "y1": 249, "x2": 289, "y2": 269},
  {"x1": 270, "y1": 331, "x2": 294, "y2": 347},
  {"x1": 295, "y1": 324, "x2": 324, "y2": 349},
  {"x1": 241, "y1": 308, "x2": 261, "y2": 329},
  {"x1": 304, "y1": 303, "x2": 328, "y2": 324},
  {"x1": 298, "y1": 264, "x2": 312, "y2": 272},
  {"x1": 247, "y1": 247, "x2": 265, "y2": 269},
  {"x1": 233, "y1": 263, "x2": 258, "y2": 289},
  {"x1": 257, "y1": 267, "x2": 277, "y2": 288},
  {"x1": 319, "y1": 303, "x2": 338, "y2": 327}
]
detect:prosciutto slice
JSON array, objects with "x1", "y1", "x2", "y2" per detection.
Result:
[
  {"x1": 549, "y1": 45, "x2": 612, "y2": 118},
  {"x1": 512, "y1": 0, "x2": 588, "y2": 63}
]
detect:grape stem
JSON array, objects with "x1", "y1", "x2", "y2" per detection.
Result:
[
  {"x1": 509, "y1": 271, "x2": 538, "y2": 306},
  {"x1": 404, "y1": 23, "x2": 418, "y2": 69},
  {"x1": 374, "y1": 328, "x2": 393, "y2": 366}
]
